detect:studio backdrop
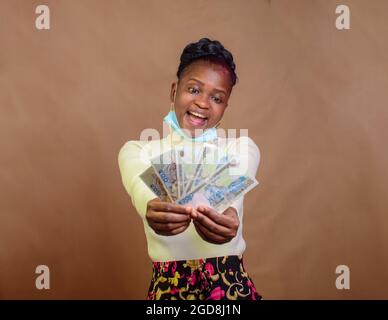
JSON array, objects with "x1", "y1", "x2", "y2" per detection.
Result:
[{"x1": 1, "y1": 0, "x2": 387, "y2": 299}]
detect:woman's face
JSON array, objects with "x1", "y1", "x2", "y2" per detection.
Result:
[{"x1": 170, "y1": 60, "x2": 233, "y2": 137}]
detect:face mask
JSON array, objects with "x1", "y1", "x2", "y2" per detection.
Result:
[{"x1": 163, "y1": 110, "x2": 218, "y2": 143}]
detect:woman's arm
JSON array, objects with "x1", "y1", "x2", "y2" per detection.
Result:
[
  {"x1": 118, "y1": 140, "x2": 157, "y2": 217},
  {"x1": 118, "y1": 140, "x2": 192, "y2": 235}
]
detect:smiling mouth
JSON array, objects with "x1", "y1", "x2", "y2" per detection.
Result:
[{"x1": 185, "y1": 110, "x2": 208, "y2": 127}]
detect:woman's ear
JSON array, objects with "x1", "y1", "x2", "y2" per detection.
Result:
[{"x1": 170, "y1": 82, "x2": 177, "y2": 103}]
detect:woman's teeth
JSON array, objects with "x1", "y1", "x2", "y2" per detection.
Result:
[
  {"x1": 187, "y1": 111, "x2": 208, "y2": 126},
  {"x1": 188, "y1": 111, "x2": 207, "y2": 119}
]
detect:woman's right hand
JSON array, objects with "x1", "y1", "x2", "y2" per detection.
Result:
[{"x1": 146, "y1": 198, "x2": 192, "y2": 236}]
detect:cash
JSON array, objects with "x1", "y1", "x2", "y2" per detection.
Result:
[
  {"x1": 139, "y1": 166, "x2": 172, "y2": 202},
  {"x1": 139, "y1": 143, "x2": 258, "y2": 213},
  {"x1": 150, "y1": 149, "x2": 179, "y2": 201}
]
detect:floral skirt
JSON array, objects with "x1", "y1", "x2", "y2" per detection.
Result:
[{"x1": 147, "y1": 255, "x2": 262, "y2": 300}]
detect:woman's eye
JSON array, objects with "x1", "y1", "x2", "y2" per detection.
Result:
[
  {"x1": 188, "y1": 87, "x2": 199, "y2": 94},
  {"x1": 212, "y1": 96, "x2": 222, "y2": 104}
]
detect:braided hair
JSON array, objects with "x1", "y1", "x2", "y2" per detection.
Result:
[{"x1": 176, "y1": 38, "x2": 237, "y2": 87}]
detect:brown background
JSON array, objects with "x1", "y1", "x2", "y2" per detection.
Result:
[{"x1": 1, "y1": 0, "x2": 387, "y2": 299}]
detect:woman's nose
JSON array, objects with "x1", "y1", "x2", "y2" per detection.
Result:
[{"x1": 194, "y1": 94, "x2": 210, "y2": 109}]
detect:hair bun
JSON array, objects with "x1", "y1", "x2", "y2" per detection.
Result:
[{"x1": 177, "y1": 38, "x2": 237, "y2": 86}]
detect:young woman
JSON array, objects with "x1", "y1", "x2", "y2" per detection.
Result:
[{"x1": 118, "y1": 38, "x2": 262, "y2": 300}]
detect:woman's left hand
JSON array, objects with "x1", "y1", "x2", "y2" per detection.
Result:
[{"x1": 191, "y1": 206, "x2": 240, "y2": 244}]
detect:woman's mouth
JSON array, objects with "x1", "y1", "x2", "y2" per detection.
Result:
[{"x1": 185, "y1": 110, "x2": 208, "y2": 128}]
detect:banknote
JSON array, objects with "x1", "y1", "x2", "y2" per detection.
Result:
[
  {"x1": 175, "y1": 148, "x2": 185, "y2": 199},
  {"x1": 177, "y1": 157, "x2": 235, "y2": 206},
  {"x1": 150, "y1": 149, "x2": 179, "y2": 201},
  {"x1": 183, "y1": 144, "x2": 227, "y2": 195},
  {"x1": 198, "y1": 174, "x2": 258, "y2": 213},
  {"x1": 188, "y1": 154, "x2": 230, "y2": 193},
  {"x1": 145, "y1": 142, "x2": 258, "y2": 212},
  {"x1": 139, "y1": 166, "x2": 172, "y2": 202},
  {"x1": 177, "y1": 154, "x2": 258, "y2": 212},
  {"x1": 175, "y1": 145, "x2": 205, "y2": 197},
  {"x1": 181, "y1": 146, "x2": 206, "y2": 195},
  {"x1": 191, "y1": 192, "x2": 211, "y2": 208}
]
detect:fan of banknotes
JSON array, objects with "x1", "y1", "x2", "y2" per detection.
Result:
[{"x1": 140, "y1": 143, "x2": 258, "y2": 213}]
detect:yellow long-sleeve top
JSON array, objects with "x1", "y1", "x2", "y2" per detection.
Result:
[{"x1": 118, "y1": 130, "x2": 261, "y2": 262}]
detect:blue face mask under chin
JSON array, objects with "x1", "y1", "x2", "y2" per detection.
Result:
[{"x1": 163, "y1": 110, "x2": 218, "y2": 143}]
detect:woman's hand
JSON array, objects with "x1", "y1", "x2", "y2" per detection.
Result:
[
  {"x1": 146, "y1": 198, "x2": 192, "y2": 236},
  {"x1": 191, "y1": 206, "x2": 240, "y2": 244}
]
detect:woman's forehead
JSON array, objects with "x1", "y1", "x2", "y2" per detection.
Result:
[{"x1": 180, "y1": 60, "x2": 232, "y2": 90}]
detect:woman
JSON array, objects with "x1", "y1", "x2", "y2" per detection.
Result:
[{"x1": 118, "y1": 38, "x2": 262, "y2": 300}]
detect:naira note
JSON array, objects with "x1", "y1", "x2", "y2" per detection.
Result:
[
  {"x1": 139, "y1": 166, "x2": 172, "y2": 202},
  {"x1": 177, "y1": 156, "x2": 235, "y2": 206},
  {"x1": 175, "y1": 148, "x2": 185, "y2": 199},
  {"x1": 150, "y1": 149, "x2": 179, "y2": 201},
  {"x1": 184, "y1": 144, "x2": 226, "y2": 195},
  {"x1": 188, "y1": 154, "x2": 230, "y2": 193},
  {"x1": 197, "y1": 174, "x2": 258, "y2": 213},
  {"x1": 175, "y1": 145, "x2": 204, "y2": 197},
  {"x1": 177, "y1": 156, "x2": 258, "y2": 212}
]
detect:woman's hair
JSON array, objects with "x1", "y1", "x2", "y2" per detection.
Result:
[{"x1": 177, "y1": 38, "x2": 237, "y2": 86}]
